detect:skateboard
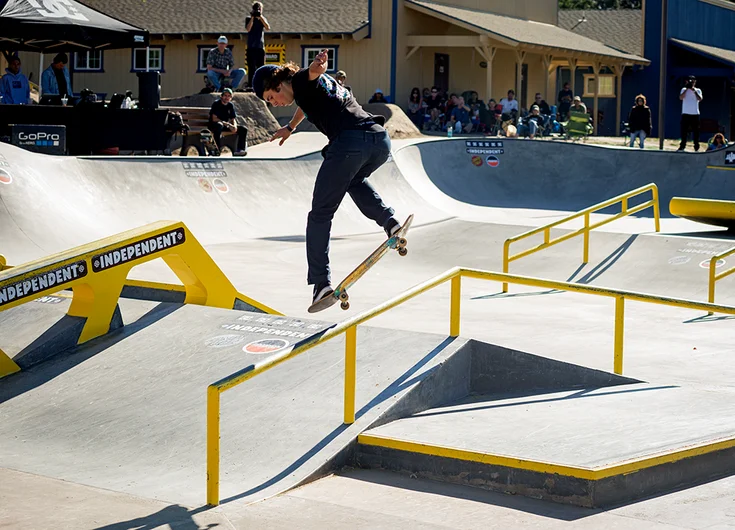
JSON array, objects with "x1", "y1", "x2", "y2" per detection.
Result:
[
  {"x1": 199, "y1": 128, "x2": 220, "y2": 156},
  {"x1": 308, "y1": 214, "x2": 414, "y2": 313}
]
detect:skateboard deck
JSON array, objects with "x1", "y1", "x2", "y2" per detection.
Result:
[
  {"x1": 199, "y1": 128, "x2": 220, "y2": 156},
  {"x1": 308, "y1": 214, "x2": 414, "y2": 313}
]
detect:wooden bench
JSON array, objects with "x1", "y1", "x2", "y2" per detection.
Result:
[{"x1": 162, "y1": 106, "x2": 238, "y2": 156}]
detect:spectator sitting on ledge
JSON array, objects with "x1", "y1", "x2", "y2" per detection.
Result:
[
  {"x1": 207, "y1": 36, "x2": 246, "y2": 92},
  {"x1": 369, "y1": 88, "x2": 386, "y2": 103},
  {"x1": 208, "y1": 88, "x2": 248, "y2": 156},
  {"x1": 707, "y1": 133, "x2": 728, "y2": 151}
]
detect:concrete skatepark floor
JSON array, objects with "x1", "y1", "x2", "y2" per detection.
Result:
[{"x1": 1, "y1": 134, "x2": 734, "y2": 528}]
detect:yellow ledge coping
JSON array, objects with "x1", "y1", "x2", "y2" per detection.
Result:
[{"x1": 358, "y1": 432, "x2": 735, "y2": 481}]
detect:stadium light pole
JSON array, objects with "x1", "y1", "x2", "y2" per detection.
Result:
[{"x1": 658, "y1": 0, "x2": 668, "y2": 150}]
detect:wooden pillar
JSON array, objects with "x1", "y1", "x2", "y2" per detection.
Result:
[
  {"x1": 613, "y1": 63, "x2": 625, "y2": 136},
  {"x1": 482, "y1": 45, "x2": 497, "y2": 103},
  {"x1": 542, "y1": 54, "x2": 553, "y2": 103},
  {"x1": 593, "y1": 60, "x2": 602, "y2": 136},
  {"x1": 568, "y1": 57, "x2": 578, "y2": 97},
  {"x1": 516, "y1": 50, "x2": 526, "y2": 108}
]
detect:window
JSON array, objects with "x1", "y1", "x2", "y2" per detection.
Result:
[
  {"x1": 301, "y1": 46, "x2": 338, "y2": 73},
  {"x1": 73, "y1": 50, "x2": 103, "y2": 72},
  {"x1": 583, "y1": 74, "x2": 615, "y2": 98},
  {"x1": 197, "y1": 45, "x2": 234, "y2": 73},
  {"x1": 131, "y1": 47, "x2": 164, "y2": 72}
]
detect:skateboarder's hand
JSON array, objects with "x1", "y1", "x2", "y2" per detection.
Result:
[
  {"x1": 309, "y1": 49, "x2": 329, "y2": 76},
  {"x1": 270, "y1": 126, "x2": 292, "y2": 146}
]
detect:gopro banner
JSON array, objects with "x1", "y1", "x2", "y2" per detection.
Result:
[{"x1": 12, "y1": 125, "x2": 66, "y2": 155}]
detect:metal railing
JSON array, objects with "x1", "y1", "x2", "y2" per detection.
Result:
[
  {"x1": 205, "y1": 266, "x2": 735, "y2": 506},
  {"x1": 502, "y1": 184, "x2": 661, "y2": 292},
  {"x1": 708, "y1": 246, "x2": 735, "y2": 312}
]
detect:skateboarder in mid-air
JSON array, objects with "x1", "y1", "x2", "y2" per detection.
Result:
[{"x1": 252, "y1": 49, "x2": 403, "y2": 308}]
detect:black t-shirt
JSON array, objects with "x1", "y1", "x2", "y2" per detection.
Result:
[
  {"x1": 54, "y1": 68, "x2": 68, "y2": 97},
  {"x1": 425, "y1": 95, "x2": 444, "y2": 110},
  {"x1": 291, "y1": 69, "x2": 376, "y2": 141},
  {"x1": 209, "y1": 99, "x2": 237, "y2": 123},
  {"x1": 246, "y1": 17, "x2": 265, "y2": 49},
  {"x1": 536, "y1": 100, "x2": 551, "y2": 114},
  {"x1": 558, "y1": 89, "x2": 573, "y2": 105}
]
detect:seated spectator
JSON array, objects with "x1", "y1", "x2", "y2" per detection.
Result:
[
  {"x1": 518, "y1": 105, "x2": 544, "y2": 139},
  {"x1": 708, "y1": 133, "x2": 728, "y2": 151},
  {"x1": 334, "y1": 70, "x2": 352, "y2": 93},
  {"x1": 369, "y1": 88, "x2": 386, "y2": 103},
  {"x1": 445, "y1": 93, "x2": 459, "y2": 119},
  {"x1": 422, "y1": 87, "x2": 431, "y2": 102},
  {"x1": 558, "y1": 82, "x2": 573, "y2": 120},
  {"x1": 206, "y1": 36, "x2": 246, "y2": 92},
  {"x1": 628, "y1": 94, "x2": 652, "y2": 149},
  {"x1": 533, "y1": 93, "x2": 551, "y2": 115},
  {"x1": 41, "y1": 53, "x2": 72, "y2": 98},
  {"x1": 424, "y1": 86, "x2": 445, "y2": 130},
  {"x1": 570, "y1": 95, "x2": 587, "y2": 115},
  {"x1": 446, "y1": 96, "x2": 473, "y2": 134},
  {"x1": 499, "y1": 90, "x2": 519, "y2": 122},
  {"x1": 208, "y1": 88, "x2": 248, "y2": 156},
  {"x1": 407, "y1": 87, "x2": 423, "y2": 128},
  {"x1": 0, "y1": 55, "x2": 31, "y2": 105}
]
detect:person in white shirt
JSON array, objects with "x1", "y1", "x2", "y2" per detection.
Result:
[
  {"x1": 678, "y1": 75, "x2": 703, "y2": 151},
  {"x1": 499, "y1": 89, "x2": 519, "y2": 122}
]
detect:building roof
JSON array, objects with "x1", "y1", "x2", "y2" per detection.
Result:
[
  {"x1": 558, "y1": 9, "x2": 642, "y2": 57},
  {"x1": 406, "y1": 0, "x2": 649, "y2": 64},
  {"x1": 671, "y1": 38, "x2": 735, "y2": 67},
  {"x1": 77, "y1": 0, "x2": 369, "y2": 35}
]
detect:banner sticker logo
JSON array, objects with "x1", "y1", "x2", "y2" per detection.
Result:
[
  {"x1": 471, "y1": 155, "x2": 483, "y2": 166},
  {"x1": 486, "y1": 155, "x2": 500, "y2": 167},
  {"x1": 243, "y1": 338, "x2": 290, "y2": 354},
  {"x1": 213, "y1": 178, "x2": 229, "y2": 193},
  {"x1": 725, "y1": 151, "x2": 735, "y2": 165},
  {"x1": 0, "y1": 260, "x2": 87, "y2": 307},
  {"x1": 0, "y1": 168, "x2": 12, "y2": 184},
  {"x1": 92, "y1": 228, "x2": 185, "y2": 272}
]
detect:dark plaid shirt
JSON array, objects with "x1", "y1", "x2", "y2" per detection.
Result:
[{"x1": 206, "y1": 48, "x2": 234, "y2": 70}]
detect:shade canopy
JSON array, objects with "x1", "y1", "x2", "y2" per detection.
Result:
[{"x1": 0, "y1": 0, "x2": 148, "y2": 52}]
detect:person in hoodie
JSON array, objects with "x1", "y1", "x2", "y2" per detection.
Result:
[
  {"x1": 0, "y1": 56, "x2": 31, "y2": 105},
  {"x1": 627, "y1": 94, "x2": 652, "y2": 149},
  {"x1": 41, "y1": 53, "x2": 72, "y2": 98}
]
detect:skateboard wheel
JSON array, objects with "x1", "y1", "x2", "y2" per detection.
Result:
[
  {"x1": 340, "y1": 301, "x2": 350, "y2": 310},
  {"x1": 398, "y1": 247, "x2": 408, "y2": 257},
  {"x1": 339, "y1": 291, "x2": 349, "y2": 301},
  {"x1": 398, "y1": 238, "x2": 407, "y2": 247}
]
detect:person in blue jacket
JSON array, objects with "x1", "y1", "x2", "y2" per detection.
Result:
[
  {"x1": 0, "y1": 56, "x2": 31, "y2": 104},
  {"x1": 41, "y1": 53, "x2": 72, "y2": 97}
]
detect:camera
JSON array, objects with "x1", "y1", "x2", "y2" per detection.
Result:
[{"x1": 252, "y1": 7, "x2": 261, "y2": 16}]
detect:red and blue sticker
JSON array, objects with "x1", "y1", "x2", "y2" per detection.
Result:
[{"x1": 486, "y1": 155, "x2": 500, "y2": 167}]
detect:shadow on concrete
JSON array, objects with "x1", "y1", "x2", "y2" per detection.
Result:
[
  {"x1": 93, "y1": 504, "x2": 217, "y2": 530},
  {"x1": 414, "y1": 384, "x2": 678, "y2": 420},
  {"x1": 0, "y1": 303, "x2": 181, "y2": 404},
  {"x1": 219, "y1": 336, "x2": 457, "y2": 505},
  {"x1": 684, "y1": 313, "x2": 735, "y2": 324}
]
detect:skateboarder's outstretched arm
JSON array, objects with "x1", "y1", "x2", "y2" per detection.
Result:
[
  {"x1": 270, "y1": 107, "x2": 305, "y2": 145},
  {"x1": 308, "y1": 49, "x2": 329, "y2": 81}
]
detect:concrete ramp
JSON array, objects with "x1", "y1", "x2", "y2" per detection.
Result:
[{"x1": 0, "y1": 300, "x2": 467, "y2": 506}]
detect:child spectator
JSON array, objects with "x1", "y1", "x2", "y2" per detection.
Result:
[
  {"x1": 627, "y1": 94, "x2": 652, "y2": 149},
  {"x1": 369, "y1": 89, "x2": 386, "y2": 103}
]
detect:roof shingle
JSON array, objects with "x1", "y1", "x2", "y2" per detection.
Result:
[
  {"x1": 558, "y1": 9, "x2": 642, "y2": 56},
  {"x1": 78, "y1": 0, "x2": 369, "y2": 35},
  {"x1": 407, "y1": 0, "x2": 647, "y2": 63}
]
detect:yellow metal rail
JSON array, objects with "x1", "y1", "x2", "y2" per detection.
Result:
[
  {"x1": 708, "y1": 246, "x2": 735, "y2": 312},
  {"x1": 205, "y1": 265, "x2": 735, "y2": 506},
  {"x1": 502, "y1": 184, "x2": 661, "y2": 292}
]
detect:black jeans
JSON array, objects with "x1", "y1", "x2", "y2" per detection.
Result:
[
  {"x1": 208, "y1": 121, "x2": 248, "y2": 151},
  {"x1": 307, "y1": 129, "x2": 395, "y2": 285},
  {"x1": 679, "y1": 114, "x2": 700, "y2": 149},
  {"x1": 247, "y1": 47, "x2": 265, "y2": 88}
]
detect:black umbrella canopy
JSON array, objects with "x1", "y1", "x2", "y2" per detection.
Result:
[{"x1": 0, "y1": 0, "x2": 149, "y2": 52}]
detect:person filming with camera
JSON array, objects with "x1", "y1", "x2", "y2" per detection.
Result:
[
  {"x1": 678, "y1": 75, "x2": 703, "y2": 151},
  {"x1": 245, "y1": 2, "x2": 270, "y2": 90}
]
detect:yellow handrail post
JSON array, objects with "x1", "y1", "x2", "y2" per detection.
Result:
[
  {"x1": 583, "y1": 212, "x2": 590, "y2": 264},
  {"x1": 344, "y1": 326, "x2": 357, "y2": 425},
  {"x1": 502, "y1": 241, "x2": 510, "y2": 293},
  {"x1": 450, "y1": 274, "x2": 461, "y2": 337},
  {"x1": 206, "y1": 386, "x2": 221, "y2": 506},
  {"x1": 614, "y1": 296, "x2": 625, "y2": 375},
  {"x1": 652, "y1": 185, "x2": 661, "y2": 232},
  {"x1": 708, "y1": 255, "x2": 718, "y2": 315}
]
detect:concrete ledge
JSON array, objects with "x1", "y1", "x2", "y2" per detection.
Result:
[{"x1": 354, "y1": 433, "x2": 735, "y2": 507}]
